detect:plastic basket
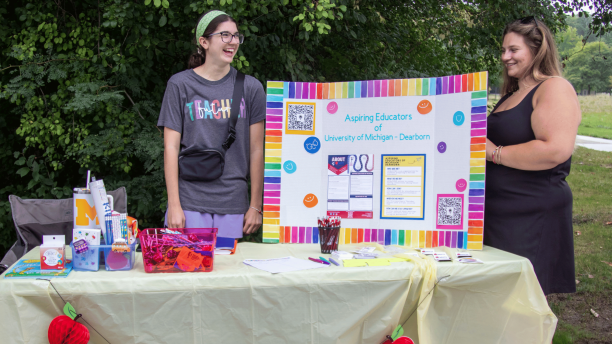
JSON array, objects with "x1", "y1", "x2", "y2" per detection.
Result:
[
  {"x1": 70, "y1": 240, "x2": 136, "y2": 271},
  {"x1": 70, "y1": 241, "x2": 101, "y2": 271},
  {"x1": 140, "y1": 228, "x2": 217, "y2": 273}
]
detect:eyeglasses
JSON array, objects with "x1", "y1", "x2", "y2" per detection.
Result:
[
  {"x1": 207, "y1": 31, "x2": 244, "y2": 44},
  {"x1": 519, "y1": 16, "x2": 539, "y2": 30}
]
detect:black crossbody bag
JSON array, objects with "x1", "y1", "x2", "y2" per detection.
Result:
[{"x1": 178, "y1": 72, "x2": 245, "y2": 182}]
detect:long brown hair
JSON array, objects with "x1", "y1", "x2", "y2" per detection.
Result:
[
  {"x1": 187, "y1": 11, "x2": 238, "y2": 69},
  {"x1": 501, "y1": 18, "x2": 562, "y2": 95}
]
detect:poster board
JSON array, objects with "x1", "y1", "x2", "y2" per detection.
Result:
[{"x1": 262, "y1": 72, "x2": 488, "y2": 250}]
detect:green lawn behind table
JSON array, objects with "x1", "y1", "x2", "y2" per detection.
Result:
[
  {"x1": 577, "y1": 95, "x2": 612, "y2": 140},
  {"x1": 550, "y1": 146, "x2": 612, "y2": 344}
]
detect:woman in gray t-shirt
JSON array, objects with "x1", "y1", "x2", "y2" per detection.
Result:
[{"x1": 157, "y1": 10, "x2": 266, "y2": 238}]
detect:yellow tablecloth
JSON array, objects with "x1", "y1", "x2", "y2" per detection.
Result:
[{"x1": 0, "y1": 243, "x2": 556, "y2": 344}]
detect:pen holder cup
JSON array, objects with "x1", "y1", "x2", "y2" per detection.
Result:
[
  {"x1": 318, "y1": 226, "x2": 340, "y2": 254},
  {"x1": 140, "y1": 228, "x2": 217, "y2": 273}
]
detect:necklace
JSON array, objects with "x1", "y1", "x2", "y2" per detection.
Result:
[{"x1": 514, "y1": 80, "x2": 536, "y2": 96}]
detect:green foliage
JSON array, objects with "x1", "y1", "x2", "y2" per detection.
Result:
[
  {"x1": 565, "y1": 13, "x2": 612, "y2": 45},
  {"x1": 557, "y1": 17, "x2": 612, "y2": 93},
  {"x1": 556, "y1": 26, "x2": 582, "y2": 59},
  {"x1": 0, "y1": 0, "x2": 604, "y2": 257},
  {"x1": 564, "y1": 42, "x2": 612, "y2": 93}
]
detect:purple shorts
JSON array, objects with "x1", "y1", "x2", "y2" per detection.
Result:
[{"x1": 165, "y1": 211, "x2": 244, "y2": 239}]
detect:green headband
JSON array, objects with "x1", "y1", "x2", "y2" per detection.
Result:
[{"x1": 196, "y1": 10, "x2": 228, "y2": 42}]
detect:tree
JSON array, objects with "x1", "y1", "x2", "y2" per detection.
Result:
[
  {"x1": 560, "y1": 0, "x2": 612, "y2": 37},
  {"x1": 556, "y1": 26, "x2": 582, "y2": 59},
  {"x1": 564, "y1": 15, "x2": 612, "y2": 47},
  {"x1": 564, "y1": 41, "x2": 612, "y2": 93}
]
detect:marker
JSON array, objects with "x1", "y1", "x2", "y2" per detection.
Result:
[
  {"x1": 309, "y1": 257, "x2": 329, "y2": 265},
  {"x1": 328, "y1": 258, "x2": 340, "y2": 266},
  {"x1": 318, "y1": 256, "x2": 331, "y2": 264}
]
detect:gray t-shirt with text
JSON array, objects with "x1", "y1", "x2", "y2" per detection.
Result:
[{"x1": 157, "y1": 67, "x2": 266, "y2": 214}]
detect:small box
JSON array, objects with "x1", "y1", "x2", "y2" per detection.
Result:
[
  {"x1": 40, "y1": 235, "x2": 66, "y2": 270},
  {"x1": 140, "y1": 228, "x2": 217, "y2": 273},
  {"x1": 73, "y1": 228, "x2": 101, "y2": 246}
]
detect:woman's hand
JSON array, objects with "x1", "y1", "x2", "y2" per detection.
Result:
[
  {"x1": 243, "y1": 207, "x2": 262, "y2": 235},
  {"x1": 167, "y1": 204, "x2": 185, "y2": 229},
  {"x1": 486, "y1": 138, "x2": 497, "y2": 162}
]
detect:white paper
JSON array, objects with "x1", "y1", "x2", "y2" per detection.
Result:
[
  {"x1": 350, "y1": 174, "x2": 373, "y2": 195},
  {"x1": 384, "y1": 197, "x2": 421, "y2": 206},
  {"x1": 384, "y1": 176, "x2": 422, "y2": 186},
  {"x1": 327, "y1": 201, "x2": 349, "y2": 211},
  {"x1": 72, "y1": 228, "x2": 101, "y2": 246},
  {"x1": 349, "y1": 197, "x2": 372, "y2": 210},
  {"x1": 458, "y1": 258, "x2": 484, "y2": 264},
  {"x1": 385, "y1": 166, "x2": 422, "y2": 176},
  {"x1": 243, "y1": 256, "x2": 328, "y2": 274},
  {"x1": 384, "y1": 187, "x2": 422, "y2": 196},
  {"x1": 332, "y1": 251, "x2": 354, "y2": 260},
  {"x1": 383, "y1": 207, "x2": 420, "y2": 217},
  {"x1": 327, "y1": 176, "x2": 349, "y2": 200}
]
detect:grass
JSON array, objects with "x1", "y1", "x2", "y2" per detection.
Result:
[
  {"x1": 577, "y1": 94, "x2": 612, "y2": 140},
  {"x1": 550, "y1": 146, "x2": 612, "y2": 344}
]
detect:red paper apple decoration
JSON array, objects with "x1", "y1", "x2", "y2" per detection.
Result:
[
  {"x1": 48, "y1": 315, "x2": 90, "y2": 344},
  {"x1": 393, "y1": 337, "x2": 415, "y2": 344}
]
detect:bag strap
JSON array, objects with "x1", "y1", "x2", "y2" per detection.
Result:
[{"x1": 222, "y1": 71, "x2": 245, "y2": 150}]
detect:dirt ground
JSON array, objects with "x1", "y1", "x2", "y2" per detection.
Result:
[{"x1": 549, "y1": 293, "x2": 612, "y2": 343}]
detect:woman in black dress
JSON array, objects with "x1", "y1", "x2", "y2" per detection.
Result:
[{"x1": 485, "y1": 18, "x2": 581, "y2": 295}]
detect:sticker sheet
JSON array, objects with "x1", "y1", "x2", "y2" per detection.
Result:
[{"x1": 263, "y1": 73, "x2": 488, "y2": 250}]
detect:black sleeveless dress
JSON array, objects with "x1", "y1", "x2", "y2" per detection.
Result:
[{"x1": 485, "y1": 84, "x2": 575, "y2": 295}]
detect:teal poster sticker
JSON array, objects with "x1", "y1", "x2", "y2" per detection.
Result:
[
  {"x1": 453, "y1": 111, "x2": 465, "y2": 126},
  {"x1": 283, "y1": 160, "x2": 297, "y2": 174}
]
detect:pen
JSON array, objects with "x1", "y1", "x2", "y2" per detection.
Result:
[
  {"x1": 309, "y1": 257, "x2": 329, "y2": 265},
  {"x1": 328, "y1": 258, "x2": 340, "y2": 266},
  {"x1": 318, "y1": 256, "x2": 331, "y2": 264}
]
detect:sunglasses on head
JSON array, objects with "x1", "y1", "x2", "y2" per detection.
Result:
[{"x1": 519, "y1": 16, "x2": 540, "y2": 29}]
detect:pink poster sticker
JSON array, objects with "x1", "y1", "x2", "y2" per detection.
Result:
[
  {"x1": 327, "y1": 101, "x2": 338, "y2": 114},
  {"x1": 456, "y1": 179, "x2": 467, "y2": 192}
]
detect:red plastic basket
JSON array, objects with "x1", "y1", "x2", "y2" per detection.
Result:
[{"x1": 140, "y1": 228, "x2": 217, "y2": 273}]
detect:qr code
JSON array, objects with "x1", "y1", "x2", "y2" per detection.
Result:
[
  {"x1": 288, "y1": 104, "x2": 315, "y2": 131},
  {"x1": 437, "y1": 197, "x2": 462, "y2": 226}
]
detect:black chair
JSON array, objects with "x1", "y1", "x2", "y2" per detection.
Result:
[{"x1": 0, "y1": 187, "x2": 127, "y2": 273}]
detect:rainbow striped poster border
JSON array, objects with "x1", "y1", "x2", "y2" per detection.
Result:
[{"x1": 263, "y1": 72, "x2": 488, "y2": 250}]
